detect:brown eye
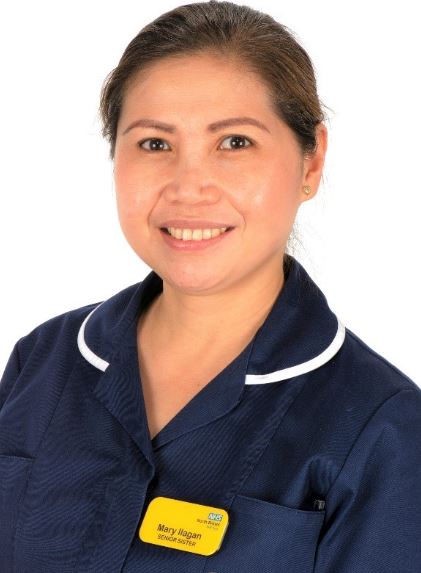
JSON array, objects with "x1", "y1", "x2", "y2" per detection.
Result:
[
  {"x1": 138, "y1": 138, "x2": 170, "y2": 152},
  {"x1": 220, "y1": 135, "x2": 253, "y2": 150}
]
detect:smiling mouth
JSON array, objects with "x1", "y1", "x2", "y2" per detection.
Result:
[{"x1": 160, "y1": 227, "x2": 235, "y2": 241}]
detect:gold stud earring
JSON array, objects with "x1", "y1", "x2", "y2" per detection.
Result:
[{"x1": 303, "y1": 185, "x2": 311, "y2": 196}]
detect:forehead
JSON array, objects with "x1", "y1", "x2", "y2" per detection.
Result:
[{"x1": 121, "y1": 53, "x2": 275, "y2": 118}]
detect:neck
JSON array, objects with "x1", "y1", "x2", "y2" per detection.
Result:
[{"x1": 138, "y1": 260, "x2": 285, "y2": 353}]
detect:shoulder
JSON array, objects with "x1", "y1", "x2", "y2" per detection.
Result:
[
  {"x1": 314, "y1": 335, "x2": 421, "y2": 571},
  {"x1": 341, "y1": 325, "x2": 419, "y2": 395},
  {"x1": 14, "y1": 282, "x2": 140, "y2": 364},
  {"x1": 0, "y1": 282, "x2": 141, "y2": 410},
  {"x1": 298, "y1": 324, "x2": 421, "y2": 462},
  {"x1": 326, "y1": 333, "x2": 421, "y2": 510}
]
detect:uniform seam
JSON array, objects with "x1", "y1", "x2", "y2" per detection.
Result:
[
  {"x1": 346, "y1": 329, "x2": 416, "y2": 388},
  {"x1": 12, "y1": 353, "x2": 83, "y2": 567},
  {"x1": 0, "y1": 338, "x2": 23, "y2": 414},
  {"x1": 324, "y1": 387, "x2": 413, "y2": 499},
  {"x1": 25, "y1": 351, "x2": 84, "y2": 462},
  {"x1": 11, "y1": 457, "x2": 33, "y2": 573},
  {"x1": 15, "y1": 338, "x2": 22, "y2": 373},
  {"x1": 230, "y1": 373, "x2": 316, "y2": 501}
]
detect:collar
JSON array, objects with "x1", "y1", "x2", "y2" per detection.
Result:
[{"x1": 77, "y1": 255, "x2": 345, "y2": 384}]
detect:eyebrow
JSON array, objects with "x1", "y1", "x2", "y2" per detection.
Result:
[{"x1": 121, "y1": 116, "x2": 271, "y2": 135}]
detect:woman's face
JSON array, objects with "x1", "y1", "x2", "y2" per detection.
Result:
[{"x1": 114, "y1": 53, "x2": 326, "y2": 295}]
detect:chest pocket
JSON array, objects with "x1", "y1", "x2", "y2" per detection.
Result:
[
  {"x1": 202, "y1": 494, "x2": 325, "y2": 573},
  {"x1": 0, "y1": 454, "x2": 33, "y2": 571}
]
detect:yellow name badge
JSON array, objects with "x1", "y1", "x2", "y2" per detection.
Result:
[{"x1": 139, "y1": 496, "x2": 229, "y2": 556}]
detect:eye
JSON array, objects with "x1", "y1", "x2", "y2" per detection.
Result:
[
  {"x1": 137, "y1": 138, "x2": 170, "y2": 152},
  {"x1": 136, "y1": 134, "x2": 253, "y2": 152},
  {"x1": 220, "y1": 135, "x2": 253, "y2": 151}
]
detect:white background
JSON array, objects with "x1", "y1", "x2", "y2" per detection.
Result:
[{"x1": 1, "y1": 1, "x2": 420, "y2": 385}]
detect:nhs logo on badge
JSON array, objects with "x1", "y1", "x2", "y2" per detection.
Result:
[{"x1": 208, "y1": 512, "x2": 223, "y2": 521}]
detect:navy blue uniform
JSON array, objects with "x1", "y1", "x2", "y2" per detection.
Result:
[{"x1": 1, "y1": 255, "x2": 420, "y2": 572}]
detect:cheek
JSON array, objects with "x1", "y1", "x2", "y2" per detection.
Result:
[
  {"x1": 116, "y1": 186, "x2": 147, "y2": 221},
  {"x1": 245, "y1": 179, "x2": 299, "y2": 230},
  {"x1": 114, "y1": 164, "x2": 152, "y2": 222}
]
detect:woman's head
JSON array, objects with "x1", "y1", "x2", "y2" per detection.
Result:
[
  {"x1": 99, "y1": 1, "x2": 327, "y2": 295},
  {"x1": 100, "y1": 1, "x2": 326, "y2": 162}
]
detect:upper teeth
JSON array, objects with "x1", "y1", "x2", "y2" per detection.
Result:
[{"x1": 167, "y1": 227, "x2": 228, "y2": 240}]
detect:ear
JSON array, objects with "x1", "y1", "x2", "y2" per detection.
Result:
[{"x1": 299, "y1": 123, "x2": 328, "y2": 203}]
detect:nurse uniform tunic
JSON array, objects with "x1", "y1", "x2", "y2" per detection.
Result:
[{"x1": 1, "y1": 254, "x2": 420, "y2": 573}]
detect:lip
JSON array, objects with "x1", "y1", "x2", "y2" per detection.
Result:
[
  {"x1": 159, "y1": 227, "x2": 235, "y2": 251},
  {"x1": 159, "y1": 219, "x2": 235, "y2": 230}
]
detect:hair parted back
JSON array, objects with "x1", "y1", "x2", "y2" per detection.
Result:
[{"x1": 99, "y1": 0, "x2": 328, "y2": 162}]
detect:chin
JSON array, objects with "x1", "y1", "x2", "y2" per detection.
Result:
[
  {"x1": 160, "y1": 265, "x2": 231, "y2": 295},
  {"x1": 168, "y1": 275, "x2": 225, "y2": 295}
]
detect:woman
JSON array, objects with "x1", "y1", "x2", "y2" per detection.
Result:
[{"x1": 1, "y1": 2, "x2": 420, "y2": 572}]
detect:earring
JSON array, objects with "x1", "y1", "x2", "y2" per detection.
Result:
[{"x1": 303, "y1": 185, "x2": 311, "y2": 195}]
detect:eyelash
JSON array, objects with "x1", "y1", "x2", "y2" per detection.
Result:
[{"x1": 137, "y1": 134, "x2": 254, "y2": 153}]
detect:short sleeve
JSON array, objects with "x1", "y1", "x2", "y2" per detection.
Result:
[{"x1": 313, "y1": 387, "x2": 421, "y2": 573}]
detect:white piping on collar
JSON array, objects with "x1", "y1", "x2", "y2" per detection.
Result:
[
  {"x1": 77, "y1": 303, "x2": 346, "y2": 382},
  {"x1": 77, "y1": 303, "x2": 110, "y2": 372},
  {"x1": 244, "y1": 318, "x2": 346, "y2": 384}
]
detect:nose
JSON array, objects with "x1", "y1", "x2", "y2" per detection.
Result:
[{"x1": 163, "y1": 163, "x2": 221, "y2": 205}]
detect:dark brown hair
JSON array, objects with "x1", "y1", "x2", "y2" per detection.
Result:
[{"x1": 99, "y1": 0, "x2": 328, "y2": 162}]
